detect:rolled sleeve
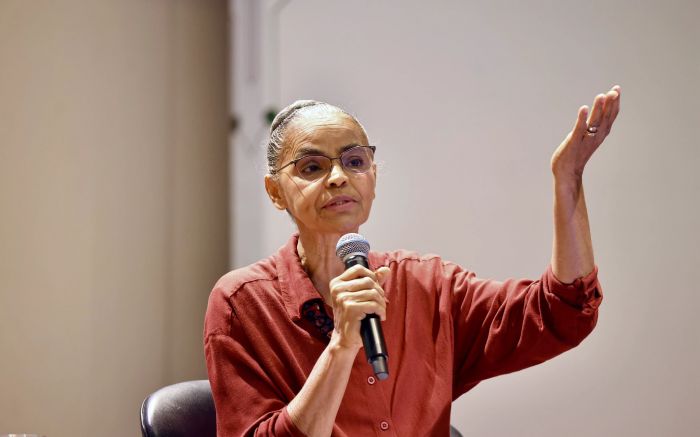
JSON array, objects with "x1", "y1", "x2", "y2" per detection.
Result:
[
  {"x1": 451, "y1": 263, "x2": 603, "y2": 396},
  {"x1": 544, "y1": 264, "x2": 602, "y2": 314},
  {"x1": 275, "y1": 408, "x2": 306, "y2": 437},
  {"x1": 205, "y1": 333, "x2": 307, "y2": 437}
]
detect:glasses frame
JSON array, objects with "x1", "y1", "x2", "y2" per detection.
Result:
[{"x1": 273, "y1": 145, "x2": 376, "y2": 180}]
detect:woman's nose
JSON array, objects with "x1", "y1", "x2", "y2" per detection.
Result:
[{"x1": 325, "y1": 160, "x2": 348, "y2": 187}]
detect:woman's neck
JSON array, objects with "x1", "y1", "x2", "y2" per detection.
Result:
[{"x1": 297, "y1": 232, "x2": 347, "y2": 303}]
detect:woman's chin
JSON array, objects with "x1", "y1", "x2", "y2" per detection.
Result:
[
  {"x1": 322, "y1": 220, "x2": 363, "y2": 237},
  {"x1": 296, "y1": 213, "x2": 368, "y2": 238},
  {"x1": 323, "y1": 221, "x2": 360, "y2": 235}
]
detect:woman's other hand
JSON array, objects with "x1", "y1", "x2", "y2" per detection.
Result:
[
  {"x1": 551, "y1": 85, "x2": 621, "y2": 180},
  {"x1": 328, "y1": 265, "x2": 391, "y2": 350}
]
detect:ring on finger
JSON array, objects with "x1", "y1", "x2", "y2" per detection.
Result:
[{"x1": 586, "y1": 125, "x2": 599, "y2": 135}]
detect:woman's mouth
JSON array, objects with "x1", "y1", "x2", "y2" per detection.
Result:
[{"x1": 323, "y1": 196, "x2": 356, "y2": 210}]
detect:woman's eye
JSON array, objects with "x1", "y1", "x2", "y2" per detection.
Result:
[
  {"x1": 298, "y1": 158, "x2": 324, "y2": 174},
  {"x1": 301, "y1": 165, "x2": 320, "y2": 174},
  {"x1": 345, "y1": 156, "x2": 365, "y2": 168}
]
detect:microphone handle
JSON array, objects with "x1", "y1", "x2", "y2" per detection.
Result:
[{"x1": 344, "y1": 254, "x2": 389, "y2": 380}]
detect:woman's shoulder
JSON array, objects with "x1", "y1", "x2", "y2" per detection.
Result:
[
  {"x1": 211, "y1": 255, "x2": 279, "y2": 301},
  {"x1": 205, "y1": 255, "x2": 282, "y2": 337}
]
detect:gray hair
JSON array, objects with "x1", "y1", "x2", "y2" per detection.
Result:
[{"x1": 266, "y1": 100, "x2": 367, "y2": 175}]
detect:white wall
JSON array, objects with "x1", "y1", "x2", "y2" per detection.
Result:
[
  {"x1": 232, "y1": 0, "x2": 699, "y2": 435},
  {"x1": 0, "y1": 1, "x2": 229, "y2": 435}
]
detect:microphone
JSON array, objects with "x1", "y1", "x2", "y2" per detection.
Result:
[{"x1": 335, "y1": 233, "x2": 389, "y2": 380}]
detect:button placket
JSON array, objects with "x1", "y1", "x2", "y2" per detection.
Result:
[{"x1": 349, "y1": 353, "x2": 394, "y2": 434}]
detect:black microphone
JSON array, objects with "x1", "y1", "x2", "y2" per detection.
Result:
[{"x1": 335, "y1": 233, "x2": 389, "y2": 380}]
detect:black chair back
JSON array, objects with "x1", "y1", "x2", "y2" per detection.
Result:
[
  {"x1": 140, "y1": 379, "x2": 216, "y2": 437},
  {"x1": 140, "y1": 378, "x2": 463, "y2": 437}
]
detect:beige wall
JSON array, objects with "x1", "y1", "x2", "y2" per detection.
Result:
[{"x1": 0, "y1": 1, "x2": 229, "y2": 436}]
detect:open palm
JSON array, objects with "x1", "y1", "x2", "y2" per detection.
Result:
[{"x1": 551, "y1": 85, "x2": 621, "y2": 179}]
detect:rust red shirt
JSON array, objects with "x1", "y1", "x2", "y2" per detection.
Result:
[{"x1": 204, "y1": 234, "x2": 602, "y2": 436}]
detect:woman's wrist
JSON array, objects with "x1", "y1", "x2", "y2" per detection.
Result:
[
  {"x1": 288, "y1": 332, "x2": 359, "y2": 436},
  {"x1": 552, "y1": 174, "x2": 584, "y2": 209},
  {"x1": 328, "y1": 333, "x2": 362, "y2": 357},
  {"x1": 553, "y1": 171, "x2": 582, "y2": 189}
]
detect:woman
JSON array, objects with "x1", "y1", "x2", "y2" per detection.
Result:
[{"x1": 204, "y1": 86, "x2": 621, "y2": 437}]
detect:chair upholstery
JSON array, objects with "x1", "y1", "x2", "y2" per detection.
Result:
[
  {"x1": 140, "y1": 380, "x2": 216, "y2": 437},
  {"x1": 140, "y1": 379, "x2": 464, "y2": 437}
]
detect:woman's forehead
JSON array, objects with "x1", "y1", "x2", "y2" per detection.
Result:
[{"x1": 283, "y1": 111, "x2": 368, "y2": 157}]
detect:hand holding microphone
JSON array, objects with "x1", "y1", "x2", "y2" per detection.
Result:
[{"x1": 333, "y1": 234, "x2": 390, "y2": 380}]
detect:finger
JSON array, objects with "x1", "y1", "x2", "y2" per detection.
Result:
[
  {"x1": 602, "y1": 90, "x2": 617, "y2": 116},
  {"x1": 332, "y1": 276, "x2": 377, "y2": 294},
  {"x1": 344, "y1": 301, "x2": 387, "y2": 321},
  {"x1": 573, "y1": 105, "x2": 589, "y2": 139},
  {"x1": 335, "y1": 263, "x2": 377, "y2": 282},
  {"x1": 601, "y1": 88, "x2": 619, "y2": 121},
  {"x1": 336, "y1": 289, "x2": 388, "y2": 321},
  {"x1": 332, "y1": 279, "x2": 388, "y2": 304},
  {"x1": 336, "y1": 288, "x2": 386, "y2": 306},
  {"x1": 587, "y1": 93, "x2": 606, "y2": 129},
  {"x1": 599, "y1": 86, "x2": 621, "y2": 136},
  {"x1": 608, "y1": 86, "x2": 621, "y2": 126},
  {"x1": 375, "y1": 266, "x2": 391, "y2": 286}
]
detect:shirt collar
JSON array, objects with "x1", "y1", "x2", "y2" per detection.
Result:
[
  {"x1": 275, "y1": 233, "x2": 325, "y2": 321},
  {"x1": 275, "y1": 233, "x2": 383, "y2": 322}
]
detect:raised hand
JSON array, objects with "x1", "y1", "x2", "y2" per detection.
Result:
[{"x1": 550, "y1": 85, "x2": 621, "y2": 180}]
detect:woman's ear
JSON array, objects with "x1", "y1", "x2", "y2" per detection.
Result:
[
  {"x1": 264, "y1": 174, "x2": 287, "y2": 210},
  {"x1": 371, "y1": 162, "x2": 377, "y2": 199}
]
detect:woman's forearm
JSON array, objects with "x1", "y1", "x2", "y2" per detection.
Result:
[
  {"x1": 550, "y1": 175, "x2": 595, "y2": 284},
  {"x1": 548, "y1": 85, "x2": 620, "y2": 283},
  {"x1": 286, "y1": 339, "x2": 358, "y2": 437}
]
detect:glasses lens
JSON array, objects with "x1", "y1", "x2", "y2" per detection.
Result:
[
  {"x1": 295, "y1": 155, "x2": 331, "y2": 180},
  {"x1": 341, "y1": 147, "x2": 373, "y2": 172}
]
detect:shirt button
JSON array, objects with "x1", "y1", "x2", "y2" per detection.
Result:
[
  {"x1": 367, "y1": 376, "x2": 376, "y2": 385},
  {"x1": 380, "y1": 421, "x2": 390, "y2": 431}
]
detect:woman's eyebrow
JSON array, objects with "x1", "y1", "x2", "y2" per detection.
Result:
[
  {"x1": 340, "y1": 143, "x2": 364, "y2": 153},
  {"x1": 294, "y1": 146, "x2": 323, "y2": 158},
  {"x1": 294, "y1": 143, "x2": 364, "y2": 159}
]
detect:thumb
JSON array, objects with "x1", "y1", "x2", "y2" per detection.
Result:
[{"x1": 375, "y1": 266, "x2": 391, "y2": 286}]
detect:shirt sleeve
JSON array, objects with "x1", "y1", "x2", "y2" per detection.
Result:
[
  {"x1": 448, "y1": 263, "x2": 603, "y2": 397},
  {"x1": 204, "y1": 291, "x2": 307, "y2": 437}
]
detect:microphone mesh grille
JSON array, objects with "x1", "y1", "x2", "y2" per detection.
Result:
[{"x1": 335, "y1": 233, "x2": 370, "y2": 260}]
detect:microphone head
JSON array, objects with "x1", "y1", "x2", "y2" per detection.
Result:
[{"x1": 335, "y1": 233, "x2": 370, "y2": 262}]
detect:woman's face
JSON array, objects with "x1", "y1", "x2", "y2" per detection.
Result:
[{"x1": 264, "y1": 110, "x2": 376, "y2": 237}]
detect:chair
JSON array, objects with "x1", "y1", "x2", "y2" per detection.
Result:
[
  {"x1": 140, "y1": 380, "x2": 217, "y2": 437},
  {"x1": 140, "y1": 379, "x2": 463, "y2": 437}
]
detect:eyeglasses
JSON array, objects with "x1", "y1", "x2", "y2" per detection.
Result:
[{"x1": 274, "y1": 145, "x2": 376, "y2": 181}]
